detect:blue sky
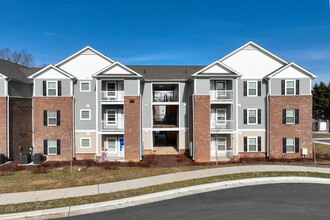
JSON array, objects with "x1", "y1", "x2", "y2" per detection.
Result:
[{"x1": 0, "y1": 0, "x2": 329, "y2": 83}]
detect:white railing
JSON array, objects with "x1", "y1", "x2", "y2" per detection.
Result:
[
  {"x1": 211, "y1": 120, "x2": 234, "y2": 130},
  {"x1": 101, "y1": 120, "x2": 124, "y2": 131},
  {"x1": 101, "y1": 91, "x2": 124, "y2": 102},
  {"x1": 210, "y1": 90, "x2": 233, "y2": 101}
]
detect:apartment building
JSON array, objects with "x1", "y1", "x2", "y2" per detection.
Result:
[
  {"x1": 0, "y1": 60, "x2": 36, "y2": 161},
  {"x1": 25, "y1": 41, "x2": 315, "y2": 162}
]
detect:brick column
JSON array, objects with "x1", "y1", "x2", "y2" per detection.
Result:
[
  {"x1": 33, "y1": 97, "x2": 73, "y2": 161},
  {"x1": 193, "y1": 95, "x2": 210, "y2": 162},
  {"x1": 0, "y1": 97, "x2": 7, "y2": 157},
  {"x1": 269, "y1": 95, "x2": 313, "y2": 159},
  {"x1": 124, "y1": 96, "x2": 141, "y2": 162}
]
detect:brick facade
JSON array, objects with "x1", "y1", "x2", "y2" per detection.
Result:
[
  {"x1": 33, "y1": 97, "x2": 73, "y2": 161},
  {"x1": 75, "y1": 153, "x2": 95, "y2": 160},
  {"x1": 193, "y1": 95, "x2": 210, "y2": 162},
  {"x1": 124, "y1": 96, "x2": 141, "y2": 162},
  {"x1": 269, "y1": 95, "x2": 313, "y2": 159},
  {"x1": 0, "y1": 97, "x2": 7, "y2": 157},
  {"x1": 9, "y1": 98, "x2": 32, "y2": 161}
]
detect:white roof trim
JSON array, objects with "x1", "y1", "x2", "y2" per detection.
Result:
[
  {"x1": 266, "y1": 62, "x2": 317, "y2": 79},
  {"x1": 192, "y1": 61, "x2": 242, "y2": 76},
  {"x1": 219, "y1": 41, "x2": 288, "y2": 65},
  {"x1": 55, "y1": 46, "x2": 115, "y2": 67},
  {"x1": 0, "y1": 73, "x2": 8, "y2": 79},
  {"x1": 93, "y1": 61, "x2": 143, "y2": 77},
  {"x1": 28, "y1": 65, "x2": 76, "y2": 79}
]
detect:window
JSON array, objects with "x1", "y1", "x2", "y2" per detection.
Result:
[
  {"x1": 286, "y1": 109, "x2": 295, "y2": 124},
  {"x1": 107, "y1": 138, "x2": 116, "y2": 153},
  {"x1": 47, "y1": 81, "x2": 57, "y2": 96},
  {"x1": 247, "y1": 81, "x2": 257, "y2": 96},
  {"x1": 81, "y1": 138, "x2": 91, "y2": 148},
  {"x1": 216, "y1": 109, "x2": 226, "y2": 125},
  {"x1": 48, "y1": 111, "x2": 57, "y2": 126},
  {"x1": 286, "y1": 138, "x2": 295, "y2": 153},
  {"x1": 48, "y1": 140, "x2": 57, "y2": 155},
  {"x1": 106, "y1": 82, "x2": 116, "y2": 97},
  {"x1": 80, "y1": 109, "x2": 91, "y2": 120},
  {"x1": 286, "y1": 80, "x2": 295, "y2": 95},
  {"x1": 216, "y1": 81, "x2": 226, "y2": 96},
  {"x1": 248, "y1": 137, "x2": 257, "y2": 152},
  {"x1": 248, "y1": 109, "x2": 257, "y2": 124},
  {"x1": 80, "y1": 82, "x2": 90, "y2": 92},
  {"x1": 106, "y1": 109, "x2": 117, "y2": 125},
  {"x1": 217, "y1": 137, "x2": 226, "y2": 151}
]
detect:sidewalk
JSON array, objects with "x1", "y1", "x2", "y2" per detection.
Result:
[{"x1": 1, "y1": 165, "x2": 330, "y2": 206}]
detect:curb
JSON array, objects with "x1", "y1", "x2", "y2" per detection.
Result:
[{"x1": 1, "y1": 176, "x2": 330, "y2": 220}]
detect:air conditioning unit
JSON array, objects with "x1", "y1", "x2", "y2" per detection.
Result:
[{"x1": 302, "y1": 148, "x2": 308, "y2": 156}]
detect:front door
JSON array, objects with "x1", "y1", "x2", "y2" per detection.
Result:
[{"x1": 118, "y1": 138, "x2": 124, "y2": 157}]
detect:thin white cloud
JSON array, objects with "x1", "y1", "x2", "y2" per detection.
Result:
[{"x1": 44, "y1": 32, "x2": 56, "y2": 36}]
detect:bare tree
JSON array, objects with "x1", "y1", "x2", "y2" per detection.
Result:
[{"x1": 0, "y1": 48, "x2": 35, "y2": 67}]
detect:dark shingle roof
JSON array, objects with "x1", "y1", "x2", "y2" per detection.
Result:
[
  {"x1": 0, "y1": 59, "x2": 40, "y2": 83},
  {"x1": 127, "y1": 65, "x2": 205, "y2": 80}
]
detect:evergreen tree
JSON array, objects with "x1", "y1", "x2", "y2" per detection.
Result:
[{"x1": 312, "y1": 81, "x2": 329, "y2": 120}]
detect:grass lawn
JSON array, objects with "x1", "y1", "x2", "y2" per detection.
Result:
[
  {"x1": 0, "y1": 144, "x2": 329, "y2": 194},
  {"x1": 1, "y1": 171, "x2": 329, "y2": 215}
]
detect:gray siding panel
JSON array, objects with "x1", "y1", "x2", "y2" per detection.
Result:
[
  {"x1": 8, "y1": 81, "x2": 32, "y2": 98},
  {"x1": 271, "y1": 78, "x2": 311, "y2": 95},
  {"x1": 238, "y1": 79, "x2": 267, "y2": 129},
  {"x1": 35, "y1": 79, "x2": 71, "y2": 96},
  {"x1": 142, "y1": 82, "x2": 152, "y2": 128},
  {"x1": 0, "y1": 79, "x2": 5, "y2": 96},
  {"x1": 195, "y1": 78, "x2": 210, "y2": 95},
  {"x1": 180, "y1": 82, "x2": 188, "y2": 127},
  {"x1": 74, "y1": 80, "x2": 96, "y2": 130},
  {"x1": 124, "y1": 79, "x2": 139, "y2": 96}
]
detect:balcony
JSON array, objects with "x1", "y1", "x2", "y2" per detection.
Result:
[
  {"x1": 101, "y1": 120, "x2": 124, "y2": 131},
  {"x1": 101, "y1": 91, "x2": 124, "y2": 102},
  {"x1": 153, "y1": 105, "x2": 178, "y2": 128},
  {"x1": 153, "y1": 117, "x2": 178, "y2": 128},
  {"x1": 210, "y1": 90, "x2": 233, "y2": 102},
  {"x1": 153, "y1": 84, "x2": 179, "y2": 103},
  {"x1": 211, "y1": 120, "x2": 234, "y2": 131}
]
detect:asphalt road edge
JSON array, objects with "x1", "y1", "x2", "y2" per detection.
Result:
[{"x1": 1, "y1": 176, "x2": 330, "y2": 220}]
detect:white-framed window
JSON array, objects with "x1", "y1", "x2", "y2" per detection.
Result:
[
  {"x1": 247, "y1": 81, "x2": 257, "y2": 96},
  {"x1": 286, "y1": 138, "x2": 295, "y2": 153},
  {"x1": 106, "y1": 109, "x2": 117, "y2": 125},
  {"x1": 286, "y1": 109, "x2": 295, "y2": 124},
  {"x1": 216, "y1": 109, "x2": 226, "y2": 125},
  {"x1": 48, "y1": 111, "x2": 57, "y2": 126},
  {"x1": 216, "y1": 81, "x2": 226, "y2": 96},
  {"x1": 80, "y1": 81, "x2": 90, "y2": 92},
  {"x1": 48, "y1": 140, "x2": 57, "y2": 155},
  {"x1": 285, "y1": 80, "x2": 295, "y2": 95},
  {"x1": 106, "y1": 137, "x2": 117, "y2": 153},
  {"x1": 80, "y1": 138, "x2": 91, "y2": 148},
  {"x1": 80, "y1": 109, "x2": 91, "y2": 120},
  {"x1": 248, "y1": 137, "x2": 257, "y2": 152},
  {"x1": 217, "y1": 137, "x2": 226, "y2": 151},
  {"x1": 106, "y1": 82, "x2": 116, "y2": 97},
  {"x1": 47, "y1": 81, "x2": 57, "y2": 96},
  {"x1": 247, "y1": 109, "x2": 257, "y2": 125}
]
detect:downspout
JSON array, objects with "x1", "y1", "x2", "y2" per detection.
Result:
[
  {"x1": 71, "y1": 79, "x2": 76, "y2": 159},
  {"x1": 5, "y1": 79, "x2": 10, "y2": 160},
  {"x1": 265, "y1": 77, "x2": 270, "y2": 158}
]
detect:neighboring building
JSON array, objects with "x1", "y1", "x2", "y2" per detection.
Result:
[
  {"x1": 0, "y1": 60, "x2": 37, "y2": 161},
  {"x1": 26, "y1": 41, "x2": 316, "y2": 162}
]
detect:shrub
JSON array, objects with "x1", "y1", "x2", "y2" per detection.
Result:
[
  {"x1": 176, "y1": 154, "x2": 187, "y2": 163},
  {"x1": 101, "y1": 161, "x2": 120, "y2": 170}
]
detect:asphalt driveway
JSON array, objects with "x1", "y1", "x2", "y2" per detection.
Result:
[{"x1": 64, "y1": 183, "x2": 330, "y2": 220}]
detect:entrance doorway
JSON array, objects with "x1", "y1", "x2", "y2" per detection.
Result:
[{"x1": 153, "y1": 131, "x2": 178, "y2": 154}]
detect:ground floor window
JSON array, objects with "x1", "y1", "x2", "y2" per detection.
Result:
[
  {"x1": 81, "y1": 138, "x2": 91, "y2": 148},
  {"x1": 48, "y1": 140, "x2": 57, "y2": 155},
  {"x1": 286, "y1": 138, "x2": 295, "y2": 153},
  {"x1": 217, "y1": 137, "x2": 226, "y2": 151},
  {"x1": 248, "y1": 137, "x2": 257, "y2": 152},
  {"x1": 107, "y1": 138, "x2": 117, "y2": 153}
]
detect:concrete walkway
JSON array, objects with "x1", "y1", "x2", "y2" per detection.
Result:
[{"x1": 1, "y1": 165, "x2": 330, "y2": 206}]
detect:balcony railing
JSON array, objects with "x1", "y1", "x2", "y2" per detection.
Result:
[
  {"x1": 210, "y1": 90, "x2": 233, "y2": 101},
  {"x1": 153, "y1": 94, "x2": 178, "y2": 102},
  {"x1": 153, "y1": 117, "x2": 178, "y2": 128},
  {"x1": 101, "y1": 120, "x2": 124, "y2": 131},
  {"x1": 211, "y1": 120, "x2": 234, "y2": 130},
  {"x1": 101, "y1": 91, "x2": 124, "y2": 102}
]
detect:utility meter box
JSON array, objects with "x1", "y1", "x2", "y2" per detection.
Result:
[{"x1": 302, "y1": 148, "x2": 308, "y2": 156}]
